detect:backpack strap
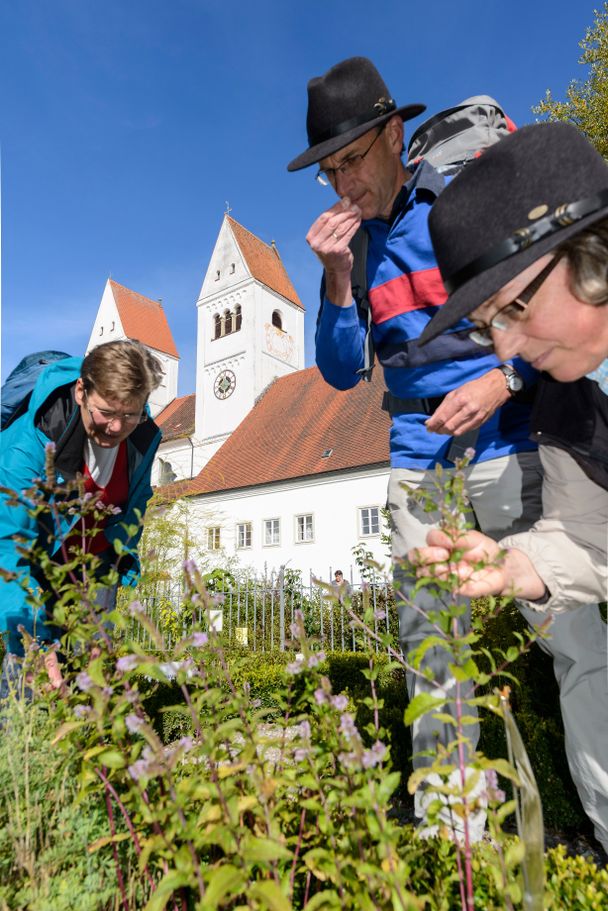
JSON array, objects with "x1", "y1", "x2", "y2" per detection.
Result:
[{"x1": 350, "y1": 227, "x2": 375, "y2": 383}]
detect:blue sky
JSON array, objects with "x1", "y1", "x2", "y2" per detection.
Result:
[{"x1": 0, "y1": 0, "x2": 596, "y2": 395}]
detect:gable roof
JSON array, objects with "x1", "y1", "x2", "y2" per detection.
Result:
[
  {"x1": 227, "y1": 216, "x2": 304, "y2": 311},
  {"x1": 155, "y1": 393, "x2": 196, "y2": 441},
  {"x1": 163, "y1": 366, "x2": 389, "y2": 499},
  {"x1": 110, "y1": 279, "x2": 179, "y2": 358}
]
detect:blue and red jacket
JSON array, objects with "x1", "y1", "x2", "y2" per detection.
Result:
[{"x1": 315, "y1": 161, "x2": 537, "y2": 469}]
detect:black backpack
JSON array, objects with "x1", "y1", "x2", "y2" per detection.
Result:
[{"x1": 350, "y1": 96, "x2": 515, "y2": 381}]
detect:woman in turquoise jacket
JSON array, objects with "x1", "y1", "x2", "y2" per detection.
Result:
[{"x1": 0, "y1": 340, "x2": 163, "y2": 657}]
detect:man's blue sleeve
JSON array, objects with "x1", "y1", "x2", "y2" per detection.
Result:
[{"x1": 315, "y1": 292, "x2": 367, "y2": 391}]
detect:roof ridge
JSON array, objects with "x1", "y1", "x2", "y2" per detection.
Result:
[{"x1": 110, "y1": 279, "x2": 163, "y2": 309}]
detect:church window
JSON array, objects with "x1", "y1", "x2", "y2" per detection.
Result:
[
  {"x1": 264, "y1": 518, "x2": 280, "y2": 546},
  {"x1": 237, "y1": 522, "x2": 252, "y2": 549},
  {"x1": 207, "y1": 527, "x2": 221, "y2": 550},
  {"x1": 213, "y1": 305, "x2": 242, "y2": 339},
  {"x1": 359, "y1": 506, "x2": 380, "y2": 536},
  {"x1": 272, "y1": 310, "x2": 283, "y2": 330},
  {"x1": 99, "y1": 326, "x2": 103, "y2": 335},
  {"x1": 230, "y1": 263, "x2": 235, "y2": 274},
  {"x1": 296, "y1": 514, "x2": 314, "y2": 543},
  {"x1": 215, "y1": 270, "x2": 220, "y2": 281}
]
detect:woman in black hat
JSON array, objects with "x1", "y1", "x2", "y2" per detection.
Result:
[{"x1": 412, "y1": 121, "x2": 608, "y2": 856}]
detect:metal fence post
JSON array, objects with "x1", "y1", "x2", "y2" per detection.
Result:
[{"x1": 278, "y1": 564, "x2": 285, "y2": 651}]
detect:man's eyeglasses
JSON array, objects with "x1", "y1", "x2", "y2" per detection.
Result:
[
  {"x1": 84, "y1": 393, "x2": 147, "y2": 427},
  {"x1": 468, "y1": 255, "x2": 562, "y2": 348},
  {"x1": 315, "y1": 125, "x2": 386, "y2": 187}
]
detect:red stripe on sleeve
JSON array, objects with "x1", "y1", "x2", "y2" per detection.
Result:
[{"x1": 368, "y1": 269, "x2": 448, "y2": 324}]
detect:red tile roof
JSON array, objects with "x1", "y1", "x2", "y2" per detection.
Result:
[
  {"x1": 227, "y1": 217, "x2": 304, "y2": 311},
  {"x1": 110, "y1": 280, "x2": 179, "y2": 358},
  {"x1": 156, "y1": 394, "x2": 196, "y2": 441},
  {"x1": 162, "y1": 366, "x2": 389, "y2": 499}
]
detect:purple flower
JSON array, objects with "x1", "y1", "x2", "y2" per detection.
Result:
[
  {"x1": 298, "y1": 720, "x2": 311, "y2": 740},
  {"x1": 126, "y1": 713, "x2": 145, "y2": 733},
  {"x1": 190, "y1": 632, "x2": 208, "y2": 647},
  {"x1": 102, "y1": 686, "x2": 113, "y2": 698},
  {"x1": 362, "y1": 740, "x2": 387, "y2": 769},
  {"x1": 178, "y1": 736, "x2": 194, "y2": 752},
  {"x1": 485, "y1": 769, "x2": 506, "y2": 803},
  {"x1": 116, "y1": 654, "x2": 139, "y2": 673},
  {"x1": 287, "y1": 655, "x2": 305, "y2": 675},
  {"x1": 374, "y1": 608, "x2": 386, "y2": 620},
  {"x1": 464, "y1": 447, "x2": 476, "y2": 460},
  {"x1": 183, "y1": 558, "x2": 197, "y2": 574},
  {"x1": 314, "y1": 688, "x2": 328, "y2": 705},
  {"x1": 128, "y1": 758, "x2": 151, "y2": 782},
  {"x1": 339, "y1": 712, "x2": 359, "y2": 741},
  {"x1": 74, "y1": 705, "x2": 91, "y2": 719},
  {"x1": 294, "y1": 748, "x2": 310, "y2": 763},
  {"x1": 308, "y1": 650, "x2": 326, "y2": 667},
  {"x1": 76, "y1": 672, "x2": 94, "y2": 692},
  {"x1": 331, "y1": 694, "x2": 348, "y2": 712},
  {"x1": 129, "y1": 600, "x2": 145, "y2": 617}
]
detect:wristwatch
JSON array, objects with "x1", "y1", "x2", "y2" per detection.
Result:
[{"x1": 497, "y1": 364, "x2": 524, "y2": 395}]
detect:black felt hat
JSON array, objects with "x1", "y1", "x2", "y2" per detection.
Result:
[
  {"x1": 287, "y1": 56, "x2": 425, "y2": 172},
  {"x1": 420, "y1": 121, "x2": 608, "y2": 344}
]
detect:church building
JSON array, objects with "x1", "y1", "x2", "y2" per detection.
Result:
[{"x1": 88, "y1": 215, "x2": 391, "y2": 583}]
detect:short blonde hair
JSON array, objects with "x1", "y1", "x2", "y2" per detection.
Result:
[
  {"x1": 81, "y1": 340, "x2": 164, "y2": 403},
  {"x1": 559, "y1": 217, "x2": 608, "y2": 306}
]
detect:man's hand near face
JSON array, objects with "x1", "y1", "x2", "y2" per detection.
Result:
[{"x1": 306, "y1": 197, "x2": 362, "y2": 308}]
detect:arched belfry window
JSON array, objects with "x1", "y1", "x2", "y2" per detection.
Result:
[
  {"x1": 212, "y1": 303, "x2": 242, "y2": 340},
  {"x1": 272, "y1": 310, "x2": 283, "y2": 330}
]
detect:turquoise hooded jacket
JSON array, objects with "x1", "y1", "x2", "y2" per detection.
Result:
[{"x1": 0, "y1": 357, "x2": 162, "y2": 654}]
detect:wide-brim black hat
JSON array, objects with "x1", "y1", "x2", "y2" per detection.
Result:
[
  {"x1": 287, "y1": 56, "x2": 425, "y2": 172},
  {"x1": 420, "y1": 121, "x2": 608, "y2": 344}
]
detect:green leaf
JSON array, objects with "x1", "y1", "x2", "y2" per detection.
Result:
[
  {"x1": 241, "y1": 834, "x2": 292, "y2": 864},
  {"x1": 87, "y1": 831, "x2": 131, "y2": 853},
  {"x1": 404, "y1": 692, "x2": 445, "y2": 725},
  {"x1": 303, "y1": 848, "x2": 336, "y2": 882},
  {"x1": 201, "y1": 864, "x2": 247, "y2": 909},
  {"x1": 300, "y1": 890, "x2": 342, "y2": 910},
  {"x1": 248, "y1": 880, "x2": 292, "y2": 911},
  {"x1": 144, "y1": 870, "x2": 191, "y2": 911},
  {"x1": 95, "y1": 748, "x2": 126, "y2": 769},
  {"x1": 51, "y1": 720, "x2": 83, "y2": 745}
]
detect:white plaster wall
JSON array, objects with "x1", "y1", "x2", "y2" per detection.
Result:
[
  {"x1": 183, "y1": 467, "x2": 392, "y2": 585},
  {"x1": 148, "y1": 351, "x2": 178, "y2": 417},
  {"x1": 86, "y1": 281, "x2": 124, "y2": 353}
]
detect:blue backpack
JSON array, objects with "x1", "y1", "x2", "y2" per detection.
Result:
[{"x1": 1, "y1": 351, "x2": 71, "y2": 431}]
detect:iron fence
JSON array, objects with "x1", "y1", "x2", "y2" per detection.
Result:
[{"x1": 122, "y1": 574, "x2": 399, "y2": 654}]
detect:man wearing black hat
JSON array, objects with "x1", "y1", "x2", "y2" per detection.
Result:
[
  {"x1": 412, "y1": 121, "x2": 608, "y2": 854},
  {"x1": 287, "y1": 57, "x2": 545, "y2": 840}
]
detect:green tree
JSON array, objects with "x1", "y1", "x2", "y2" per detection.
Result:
[{"x1": 534, "y1": 3, "x2": 608, "y2": 156}]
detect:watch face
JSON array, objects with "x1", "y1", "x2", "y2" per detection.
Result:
[
  {"x1": 214, "y1": 369, "x2": 236, "y2": 400},
  {"x1": 509, "y1": 375, "x2": 524, "y2": 393}
]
